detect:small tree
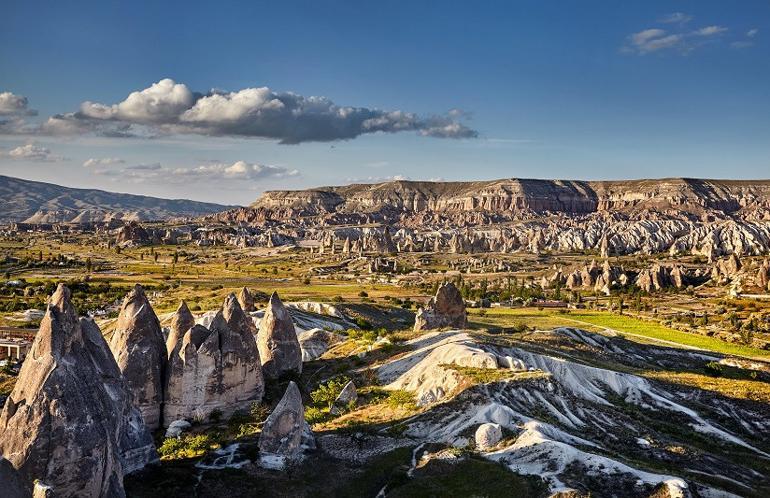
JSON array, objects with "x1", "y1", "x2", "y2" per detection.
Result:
[{"x1": 311, "y1": 376, "x2": 350, "y2": 410}]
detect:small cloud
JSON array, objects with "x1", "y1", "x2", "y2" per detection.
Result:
[
  {"x1": 658, "y1": 12, "x2": 693, "y2": 24},
  {"x1": 0, "y1": 92, "x2": 37, "y2": 116},
  {"x1": 747, "y1": 28, "x2": 759, "y2": 38},
  {"x1": 5, "y1": 143, "x2": 66, "y2": 162},
  {"x1": 624, "y1": 29, "x2": 683, "y2": 54},
  {"x1": 346, "y1": 174, "x2": 410, "y2": 183},
  {"x1": 83, "y1": 157, "x2": 125, "y2": 167},
  {"x1": 695, "y1": 25, "x2": 728, "y2": 37}
]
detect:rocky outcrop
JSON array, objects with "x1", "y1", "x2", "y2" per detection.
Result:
[
  {"x1": 711, "y1": 254, "x2": 743, "y2": 284},
  {"x1": 237, "y1": 287, "x2": 256, "y2": 312},
  {"x1": 0, "y1": 285, "x2": 157, "y2": 497},
  {"x1": 258, "y1": 381, "x2": 312, "y2": 460},
  {"x1": 298, "y1": 328, "x2": 340, "y2": 361},
  {"x1": 109, "y1": 284, "x2": 167, "y2": 430},
  {"x1": 635, "y1": 264, "x2": 687, "y2": 293},
  {"x1": 757, "y1": 259, "x2": 770, "y2": 290},
  {"x1": 258, "y1": 292, "x2": 303, "y2": 379},
  {"x1": 166, "y1": 300, "x2": 195, "y2": 357},
  {"x1": 115, "y1": 221, "x2": 152, "y2": 247},
  {"x1": 164, "y1": 296, "x2": 264, "y2": 425},
  {"x1": 414, "y1": 282, "x2": 467, "y2": 331},
  {"x1": 475, "y1": 423, "x2": 503, "y2": 449}
]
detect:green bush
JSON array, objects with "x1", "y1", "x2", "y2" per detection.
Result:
[
  {"x1": 311, "y1": 376, "x2": 350, "y2": 409},
  {"x1": 157, "y1": 434, "x2": 216, "y2": 460},
  {"x1": 386, "y1": 390, "x2": 417, "y2": 410}
]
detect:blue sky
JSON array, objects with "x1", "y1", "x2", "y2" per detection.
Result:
[{"x1": 1, "y1": 0, "x2": 768, "y2": 204}]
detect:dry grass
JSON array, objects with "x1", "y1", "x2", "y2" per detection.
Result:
[{"x1": 643, "y1": 370, "x2": 770, "y2": 403}]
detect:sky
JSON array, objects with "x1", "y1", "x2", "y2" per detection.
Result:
[{"x1": 1, "y1": 0, "x2": 769, "y2": 205}]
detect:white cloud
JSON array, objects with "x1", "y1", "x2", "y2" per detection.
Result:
[
  {"x1": 695, "y1": 26, "x2": 728, "y2": 37},
  {"x1": 80, "y1": 78, "x2": 195, "y2": 124},
  {"x1": 83, "y1": 157, "x2": 125, "y2": 167},
  {"x1": 658, "y1": 12, "x2": 693, "y2": 24},
  {"x1": 91, "y1": 160, "x2": 298, "y2": 184},
  {"x1": 624, "y1": 23, "x2": 729, "y2": 55},
  {"x1": 0, "y1": 92, "x2": 37, "y2": 116},
  {"x1": 625, "y1": 29, "x2": 683, "y2": 54},
  {"x1": 5, "y1": 143, "x2": 66, "y2": 162},
  {"x1": 32, "y1": 79, "x2": 477, "y2": 143},
  {"x1": 173, "y1": 161, "x2": 299, "y2": 180},
  {"x1": 747, "y1": 28, "x2": 759, "y2": 38},
  {"x1": 346, "y1": 174, "x2": 410, "y2": 183}
]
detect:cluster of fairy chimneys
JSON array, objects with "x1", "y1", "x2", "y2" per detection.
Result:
[
  {"x1": 0, "y1": 283, "x2": 309, "y2": 497},
  {"x1": 111, "y1": 284, "x2": 303, "y2": 431}
]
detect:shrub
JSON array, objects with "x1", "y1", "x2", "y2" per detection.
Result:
[
  {"x1": 386, "y1": 390, "x2": 417, "y2": 410},
  {"x1": 157, "y1": 434, "x2": 216, "y2": 460},
  {"x1": 311, "y1": 376, "x2": 351, "y2": 409},
  {"x1": 705, "y1": 361, "x2": 723, "y2": 377}
]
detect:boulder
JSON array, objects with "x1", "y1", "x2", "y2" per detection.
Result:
[
  {"x1": 258, "y1": 292, "x2": 303, "y2": 379},
  {"x1": 109, "y1": 284, "x2": 167, "y2": 430},
  {"x1": 165, "y1": 419, "x2": 192, "y2": 438},
  {"x1": 258, "y1": 381, "x2": 312, "y2": 459},
  {"x1": 414, "y1": 282, "x2": 467, "y2": 331},
  {"x1": 475, "y1": 423, "x2": 503, "y2": 449},
  {"x1": 297, "y1": 328, "x2": 339, "y2": 361},
  {"x1": 0, "y1": 285, "x2": 157, "y2": 497},
  {"x1": 330, "y1": 380, "x2": 358, "y2": 415},
  {"x1": 166, "y1": 300, "x2": 195, "y2": 357}
]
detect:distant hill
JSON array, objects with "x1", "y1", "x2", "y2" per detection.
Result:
[
  {"x1": 210, "y1": 177, "x2": 770, "y2": 223},
  {"x1": 0, "y1": 175, "x2": 236, "y2": 223}
]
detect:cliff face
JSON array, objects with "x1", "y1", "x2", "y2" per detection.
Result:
[{"x1": 244, "y1": 178, "x2": 770, "y2": 220}]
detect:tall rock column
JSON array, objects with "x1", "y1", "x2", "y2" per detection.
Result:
[
  {"x1": 257, "y1": 292, "x2": 302, "y2": 379},
  {"x1": 109, "y1": 284, "x2": 167, "y2": 430},
  {"x1": 0, "y1": 285, "x2": 157, "y2": 497},
  {"x1": 165, "y1": 300, "x2": 195, "y2": 357}
]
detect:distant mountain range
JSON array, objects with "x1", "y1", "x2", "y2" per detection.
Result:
[{"x1": 0, "y1": 175, "x2": 236, "y2": 223}]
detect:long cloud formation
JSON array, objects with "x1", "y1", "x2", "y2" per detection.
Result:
[
  {"x1": 93, "y1": 160, "x2": 299, "y2": 184},
  {"x1": 621, "y1": 13, "x2": 740, "y2": 55},
  {"x1": 39, "y1": 79, "x2": 477, "y2": 143}
]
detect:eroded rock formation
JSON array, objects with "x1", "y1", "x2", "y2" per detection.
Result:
[
  {"x1": 109, "y1": 284, "x2": 167, "y2": 430},
  {"x1": 237, "y1": 287, "x2": 256, "y2": 312},
  {"x1": 165, "y1": 300, "x2": 195, "y2": 357},
  {"x1": 164, "y1": 296, "x2": 264, "y2": 425},
  {"x1": 258, "y1": 292, "x2": 303, "y2": 379},
  {"x1": 414, "y1": 282, "x2": 467, "y2": 331},
  {"x1": 0, "y1": 285, "x2": 157, "y2": 497},
  {"x1": 258, "y1": 381, "x2": 313, "y2": 460}
]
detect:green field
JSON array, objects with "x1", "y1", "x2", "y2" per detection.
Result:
[{"x1": 469, "y1": 307, "x2": 770, "y2": 359}]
